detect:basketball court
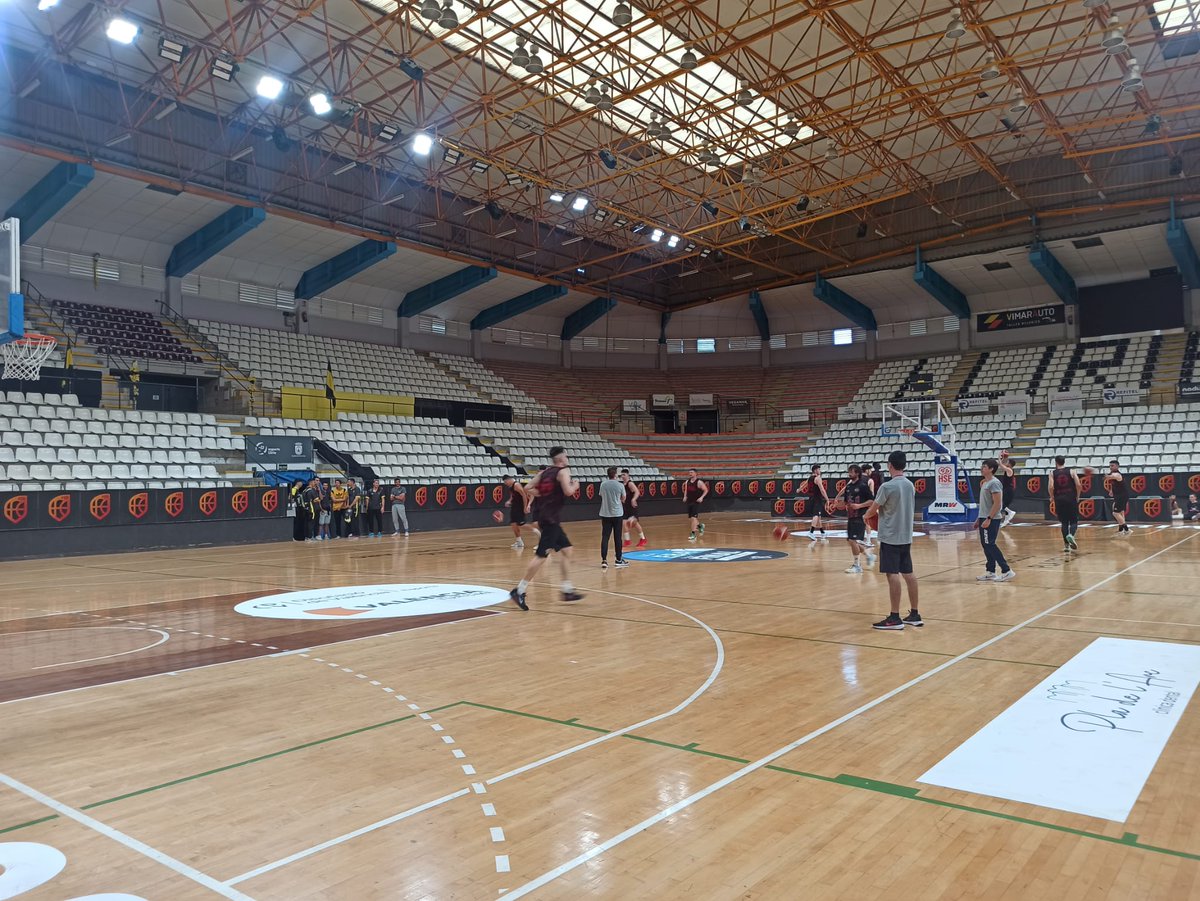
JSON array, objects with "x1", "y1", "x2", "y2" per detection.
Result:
[{"x1": 3, "y1": 513, "x2": 1200, "y2": 899}]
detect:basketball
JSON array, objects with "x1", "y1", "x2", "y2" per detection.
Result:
[
  {"x1": 773, "y1": 525, "x2": 790, "y2": 541},
  {"x1": 829, "y1": 498, "x2": 846, "y2": 512},
  {"x1": 492, "y1": 510, "x2": 504, "y2": 523},
  {"x1": 1083, "y1": 466, "x2": 1095, "y2": 476}
]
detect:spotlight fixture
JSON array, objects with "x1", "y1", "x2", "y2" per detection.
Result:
[
  {"x1": 697, "y1": 147, "x2": 720, "y2": 166},
  {"x1": 576, "y1": 267, "x2": 586, "y2": 275},
  {"x1": 332, "y1": 161, "x2": 356, "y2": 176},
  {"x1": 650, "y1": 228, "x2": 663, "y2": 242},
  {"x1": 525, "y1": 44, "x2": 544, "y2": 74},
  {"x1": 1144, "y1": 113, "x2": 1162, "y2": 135},
  {"x1": 512, "y1": 37, "x2": 529, "y2": 69},
  {"x1": 874, "y1": 228, "x2": 887, "y2": 238},
  {"x1": 701, "y1": 201, "x2": 719, "y2": 216},
  {"x1": 699, "y1": 248, "x2": 711, "y2": 258},
  {"x1": 795, "y1": 195, "x2": 810, "y2": 212},
  {"x1": 153, "y1": 101, "x2": 177, "y2": 121},
  {"x1": 504, "y1": 171, "x2": 526, "y2": 187},
  {"x1": 647, "y1": 114, "x2": 663, "y2": 139},
  {"x1": 667, "y1": 235, "x2": 680, "y2": 248},
  {"x1": 824, "y1": 141, "x2": 839, "y2": 161},
  {"x1": 593, "y1": 208, "x2": 609, "y2": 222},
  {"x1": 106, "y1": 18, "x2": 139, "y2": 44},
  {"x1": 598, "y1": 149, "x2": 618, "y2": 170},
  {"x1": 855, "y1": 222, "x2": 867, "y2": 239},
  {"x1": 442, "y1": 146, "x2": 463, "y2": 164},
  {"x1": 549, "y1": 190, "x2": 565, "y2": 202},
  {"x1": 571, "y1": 195, "x2": 589, "y2": 212},
  {"x1": 256, "y1": 75, "x2": 284, "y2": 100},
  {"x1": 211, "y1": 57, "x2": 238, "y2": 81},
  {"x1": 782, "y1": 118, "x2": 801, "y2": 139},
  {"x1": 230, "y1": 146, "x2": 253, "y2": 161},
  {"x1": 378, "y1": 123, "x2": 399, "y2": 141},
  {"x1": 930, "y1": 204, "x2": 943, "y2": 215},
  {"x1": 158, "y1": 37, "x2": 186, "y2": 62},
  {"x1": 1007, "y1": 186, "x2": 1021, "y2": 200},
  {"x1": 951, "y1": 218, "x2": 964, "y2": 227},
  {"x1": 37, "y1": 0, "x2": 58, "y2": 9},
  {"x1": 1122, "y1": 62, "x2": 1144, "y2": 92},
  {"x1": 738, "y1": 216, "x2": 751, "y2": 232},
  {"x1": 584, "y1": 81, "x2": 602, "y2": 105},
  {"x1": 309, "y1": 92, "x2": 332, "y2": 115},
  {"x1": 980, "y1": 53, "x2": 1001, "y2": 80},
  {"x1": 1169, "y1": 156, "x2": 1184, "y2": 177},
  {"x1": 736, "y1": 82, "x2": 753, "y2": 107},
  {"x1": 614, "y1": 216, "x2": 628, "y2": 227},
  {"x1": 411, "y1": 132, "x2": 434, "y2": 155},
  {"x1": 381, "y1": 193, "x2": 405, "y2": 206},
  {"x1": 631, "y1": 223, "x2": 646, "y2": 234},
  {"x1": 419, "y1": 0, "x2": 440, "y2": 19},
  {"x1": 105, "y1": 132, "x2": 132, "y2": 147},
  {"x1": 471, "y1": 160, "x2": 491, "y2": 174},
  {"x1": 596, "y1": 88, "x2": 614, "y2": 111},
  {"x1": 613, "y1": 1, "x2": 632, "y2": 26},
  {"x1": 945, "y1": 15, "x2": 966, "y2": 39},
  {"x1": 398, "y1": 57, "x2": 425, "y2": 80},
  {"x1": 684, "y1": 242, "x2": 696, "y2": 251},
  {"x1": 438, "y1": 0, "x2": 459, "y2": 29},
  {"x1": 681, "y1": 49, "x2": 698, "y2": 70},
  {"x1": 732, "y1": 271, "x2": 753, "y2": 281},
  {"x1": 1101, "y1": 16, "x2": 1126, "y2": 54},
  {"x1": 1009, "y1": 96, "x2": 1029, "y2": 113}
]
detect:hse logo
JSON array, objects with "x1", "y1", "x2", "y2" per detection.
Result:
[
  {"x1": 455, "y1": 486, "x2": 468, "y2": 506},
  {"x1": 234, "y1": 583, "x2": 510, "y2": 620},
  {"x1": 129, "y1": 492, "x2": 150, "y2": 519}
]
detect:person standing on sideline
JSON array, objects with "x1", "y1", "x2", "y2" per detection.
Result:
[
  {"x1": 977, "y1": 459, "x2": 1015, "y2": 582},
  {"x1": 1049, "y1": 455, "x2": 1082, "y2": 552},
  {"x1": 864, "y1": 450, "x2": 921, "y2": 630},
  {"x1": 503, "y1": 474, "x2": 536, "y2": 549},
  {"x1": 291, "y1": 478, "x2": 315, "y2": 542},
  {"x1": 389, "y1": 479, "x2": 409, "y2": 536},
  {"x1": 997, "y1": 451, "x2": 1017, "y2": 527},
  {"x1": 302, "y1": 478, "x2": 322, "y2": 541},
  {"x1": 1186, "y1": 494, "x2": 1200, "y2": 521},
  {"x1": 621, "y1": 469, "x2": 647, "y2": 548},
  {"x1": 806, "y1": 464, "x2": 830, "y2": 540},
  {"x1": 1107, "y1": 460, "x2": 1130, "y2": 536},
  {"x1": 364, "y1": 478, "x2": 385, "y2": 537},
  {"x1": 316, "y1": 478, "x2": 332, "y2": 541},
  {"x1": 345, "y1": 477, "x2": 363, "y2": 539},
  {"x1": 864, "y1": 461, "x2": 884, "y2": 543},
  {"x1": 510, "y1": 447, "x2": 584, "y2": 609},
  {"x1": 599, "y1": 467, "x2": 629, "y2": 569},
  {"x1": 683, "y1": 469, "x2": 709, "y2": 541},
  {"x1": 841, "y1": 464, "x2": 877, "y2": 574},
  {"x1": 330, "y1": 478, "x2": 348, "y2": 539}
]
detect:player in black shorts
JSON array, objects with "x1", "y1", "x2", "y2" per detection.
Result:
[
  {"x1": 619, "y1": 469, "x2": 647, "y2": 548},
  {"x1": 806, "y1": 464, "x2": 830, "y2": 540},
  {"x1": 502, "y1": 474, "x2": 539, "y2": 549},
  {"x1": 510, "y1": 447, "x2": 584, "y2": 609},
  {"x1": 682, "y1": 469, "x2": 709, "y2": 541},
  {"x1": 1049, "y1": 455, "x2": 1082, "y2": 552},
  {"x1": 997, "y1": 451, "x2": 1017, "y2": 528},
  {"x1": 1107, "y1": 459, "x2": 1130, "y2": 536},
  {"x1": 839, "y1": 464, "x2": 876, "y2": 573}
]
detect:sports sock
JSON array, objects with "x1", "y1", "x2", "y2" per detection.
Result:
[
  {"x1": 562, "y1": 580, "x2": 573, "y2": 592},
  {"x1": 623, "y1": 532, "x2": 630, "y2": 541},
  {"x1": 517, "y1": 580, "x2": 529, "y2": 593}
]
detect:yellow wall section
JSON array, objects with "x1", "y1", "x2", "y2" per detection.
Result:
[{"x1": 281, "y1": 386, "x2": 415, "y2": 420}]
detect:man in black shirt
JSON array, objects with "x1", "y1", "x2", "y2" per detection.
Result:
[
  {"x1": 1186, "y1": 494, "x2": 1200, "y2": 522},
  {"x1": 1049, "y1": 456, "x2": 1082, "y2": 552},
  {"x1": 345, "y1": 477, "x2": 362, "y2": 539},
  {"x1": 364, "y1": 478, "x2": 385, "y2": 537},
  {"x1": 1107, "y1": 459, "x2": 1130, "y2": 536},
  {"x1": 839, "y1": 464, "x2": 877, "y2": 574},
  {"x1": 510, "y1": 447, "x2": 584, "y2": 610}
]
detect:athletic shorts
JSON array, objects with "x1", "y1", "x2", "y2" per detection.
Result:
[
  {"x1": 686, "y1": 503, "x2": 701, "y2": 518},
  {"x1": 807, "y1": 498, "x2": 827, "y2": 518},
  {"x1": 1112, "y1": 498, "x2": 1129, "y2": 515},
  {"x1": 510, "y1": 508, "x2": 526, "y2": 526},
  {"x1": 623, "y1": 506, "x2": 637, "y2": 521},
  {"x1": 846, "y1": 518, "x2": 866, "y2": 542},
  {"x1": 880, "y1": 542, "x2": 913, "y2": 575},
  {"x1": 535, "y1": 522, "x2": 572, "y2": 557},
  {"x1": 1002, "y1": 486, "x2": 1014, "y2": 509},
  {"x1": 319, "y1": 511, "x2": 331, "y2": 525},
  {"x1": 1054, "y1": 496, "x2": 1079, "y2": 521}
]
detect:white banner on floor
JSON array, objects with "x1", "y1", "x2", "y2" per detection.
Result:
[{"x1": 919, "y1": 637, "x2": 1200, "y2": 821}]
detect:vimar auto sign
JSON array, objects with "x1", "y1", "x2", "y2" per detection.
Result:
[{"x1": 235, "y1": 583, "x2": 510, "y2": 620}]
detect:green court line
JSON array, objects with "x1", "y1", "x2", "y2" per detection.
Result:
[
  {"x1": 461, "y1": 700, "x2": 609, "y2": 733},
  {"x1": 0, "y1": 814, "x2": 58, "y2": 834}
]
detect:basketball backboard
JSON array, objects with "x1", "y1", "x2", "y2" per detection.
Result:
[{"x1": 0, "y1": 217, "x2": 23, "y2": 346}]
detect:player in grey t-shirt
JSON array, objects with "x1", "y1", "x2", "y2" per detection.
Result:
[
  {"x1": 864, "y1": 450, "x2": 921, "y2": 631},
  {"x1": 976, "y1": 459, "x2": 1014, "y2": 582}
]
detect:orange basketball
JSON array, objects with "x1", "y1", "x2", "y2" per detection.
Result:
[
  {"x1": 773, "y1": 525, "x2": 790, "y2": 542},
  {"x1": 492, "y1": 510, "x2": 504, "y2": 523}
]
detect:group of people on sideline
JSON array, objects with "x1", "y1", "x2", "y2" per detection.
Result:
[{"x1": 290, "y1": 476, "x2": 409, "y2": 541}]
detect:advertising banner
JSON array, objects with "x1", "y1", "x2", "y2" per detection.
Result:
[
  {"x1": 1049, "y1": 390, "x2": 1084, "y2": 413},
  {"x1": 725, "y1": 398, "x2": 751, "y2": 414},
  {"x1": 688, "y1": 393, "x2": 715, "y2": 407},
  {"x1": 0, "y1": 487, "x2": 284, "y2": 532},
  {"x1": 1178, "y1": 382, "x2": 1200, "y2": 403},
  {"x1": 1102, "y1": 386, "x2": 1143, "y2": 405},
  {"x1": 245, "y1": 435, "x2": 313, "y2": 469},
  {"x1": 998, "y1": 393, "x2": 1029, "y2": 417},
  {"x1": 976, "y1": 304, "x2": 1066, "y2": 332},
  {"x1": 956, "y1": 397, "x2": 989, "y2": 413},
  {"x1": 782, "y1": 408, "x2": 811, "y2": 424},
  {"x1": 622, "y1": 398, "x2": 647, "y2": 413},
  {"x1": 651, "y1": 393, "x2": 676, "y2": 408}
]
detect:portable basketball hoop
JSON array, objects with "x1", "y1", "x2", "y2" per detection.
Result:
[{"x1": 1, "y1": 333, "x2": 57, "y2": 380}]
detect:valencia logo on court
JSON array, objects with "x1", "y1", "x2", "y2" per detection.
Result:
[{"x1": 235, "y1": 583, "x2": 510, "y2": 620}]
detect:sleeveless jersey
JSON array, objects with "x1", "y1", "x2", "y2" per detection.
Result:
[
  {"x1": 1110, "y1": 471, "x2": 1129, "y2": 502},
  {"x1": 509, "y1": 483, "x2": 524, "y2": 508},
  {"x1": 807, "y1": 476, "x2": 825, "y2": 499},
  {"x1": 869, "y1": 471, "x2": 883, "y2": 494},
  {"x1": 1052, "y1": 466, "x2": 1075, "y2": 498},
  {"x1": 624, "y1": 481, "x2": 638, "y2": 514},
  {"x1": 535, "y1": 466, "x2": 566, "y2": 523},
  {"x1": 844, "y1": 477, "x2": 871, "y2": 521},
  {"x1": 684, "y1": 478, "x2": 703, "y2": 502}
]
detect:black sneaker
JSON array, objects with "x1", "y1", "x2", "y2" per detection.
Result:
[
  {"x1": 614, "y1": 559, "x2": 630, "y2": 568},
  {"x1": 872, "y1": 614, "x2": 905, "y2": 631},
  {"x1": 601, "y1": 561, "x2": 608, "y2": 570},
  {"x1": 562, "y1": 591, "x2": 584, "y2": 603},
  {"x1": 509, "y1": 588, "x2": 528, "y2": 611},
  {"x1": 903, "y1": 610, "x2": 924, "y2": 627}
]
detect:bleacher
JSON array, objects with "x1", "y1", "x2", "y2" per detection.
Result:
[
  {"x1": 53, "y1": 299, "x2": 201, "y2": 365},
  {"x1": 430, "y1": 352, "x2": 554, "y2": 416},
  {"x1": 466, "y1": 421, "x2": 659, "y2": 481},
  {"x1": 250, "y1": 413, "x2": 511, "y2": 483},
  {"x1": 0, "y1": 391, "x2": 236, "y2": 491},
  {"x1": 847, "y1": 354, "x2": 961, "y2": 410},
  {"x1": 607, "y1": 430, "x2": 812, "y2": 477},
  {"x1": 792, "y1": 414, "x2": 1025, "y2": 478},
  {"x1": 1023, "y1": 406, "x2": 1200, "y2": 473}
]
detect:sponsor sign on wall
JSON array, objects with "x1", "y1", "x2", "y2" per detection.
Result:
[
  {"x1": 651, "y1": 393, "x2": 676, "y2": 408},
  {"x1": 956, "y1": 397, "x2": 990, "y2": 413},
  {"x1": 245, "y1": 435, "x2": 313, "y2": 469},
  {"x1": 1178, "y1": 382, "x2": 1200, "y2": 403},
  {"x1": 0, "y1": 487, "x2": 283, "y2": 531},
  {"x1": 622, "y1": 398, "x2": 647, "y2": 412},
  {"x1": 934, "y1": 463, "x2": 963, "y2": 512},
  {"x1": 976, "y1": 304, "x2": 1066, "y2": 332},
  {"x1": 726, "y1": 398, "x2": 752, "y2": 414},
  {"x1": 1102, "y1": 386, "x2": 1143, "y2": 404},
  {"x1": 782, "y1": 408, "x2": 811, "y2": 424},
  {"x1": 919, "y1": 637, "x2": 1200, "y2": 821},
  {"x1": 688, "y1": 393, "x2": 715, "y2": 407},
  {"x1": 1049, "y1": 389, "x2": 1085, "y2": 412}
]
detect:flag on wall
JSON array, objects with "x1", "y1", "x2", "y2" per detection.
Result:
[{"x1": 325, "y1": 361, "x2": 336, "y2": 408}]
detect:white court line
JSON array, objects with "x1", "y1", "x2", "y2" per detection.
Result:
[
  {"x1": 498, "y1": 530, "x2": 1200, "y2": 899},
  {"x1": 0, "y1": 626, "x2": 171, "y2": 670},
  {"x1": 221, "y1": 586, "x2": 725, "y2": 887},
  {"x1": 0, "y1": 772, "x2": 254, "y2": 900}
]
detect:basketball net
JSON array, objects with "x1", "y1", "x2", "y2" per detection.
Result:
[{"x1": 1, "y1": 334, "x2": 57, "y2": 380}]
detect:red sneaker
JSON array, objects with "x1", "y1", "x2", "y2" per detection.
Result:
[
  {"x1": 623, "y1": 539, "x2": 631, "y2": 548},
  {"x1": 636, "y1": 538, "x2": 648, "y2": 548}
]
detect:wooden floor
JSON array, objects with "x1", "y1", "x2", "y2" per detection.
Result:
[{"x1": 3, "y1": 514, "x2": 1200, "y2": 900}]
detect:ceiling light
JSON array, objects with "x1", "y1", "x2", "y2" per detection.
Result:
[
  {"x1": 415, "y1": 221, "x2": 437, "y2": 229},
  {"x1": 614, "y1": 216, "x2": 628, "y2": 227},
  {"x1": 783, "y1": 118, "x2": 801, "y2": 139},
  {"x1": 105, "y1": 132, "x2": 132, "y2": 147},
  {"x1": 442, "y1": 146, "x2": 463, "y2": 164},
  {"x1": 584, "y1": 81, "x2": 602, "y2": 105},
  {"x1": 512, "y1": 37, "x2": 529, "y2": 69},
  {"x1": 504, "y1": 171, "x2": 525, "y2": 186},
  {"x1": 495, "y1": 228, "x2": 517, "y2": 238},
  {"x1": 332, "y1": 161, "x2": 356, "y2": 175},
  {"x1": 153, "y1": 101, "x2": 177, "y2": 120},
  {"x1": 419, "y1": 0, "x2": 440, "y2": 19},
  {"x1": 36, "y1": 0, "x2": 58, "y2": 9},
  {"x1": 795, "y1": 195, "x2": 810, "y2": 212},
  {"x1": 571, "y1": 195, "x2": 589, "y2": 211},
  {"x1": 874, "y1": 228, "x2": 887, "y2": 238},
  {"x1": 378, "y1": 123, "x2": 398, "y2": 141},
  {"x1": 951, "y1": 219, "x2": 964, "y2": 227},
  {"x1": 732, "y1": 271, "x2": 753, "y2": 281},
  {"x1": 230, "y1": 146, "x2": 253, "y2": 161},
  {"x1": 1101, "y1": 16, "x2": 1126, "y2": 53},
  {"x1": 576, "y1": 267, "x2": 586, "y2": 275},
  {"x1": 438, "y1": 0, "x2": 459, "y2": 29},
  {"x1": 1097, "y1": 190, "x2": 1107, "y2": 200},
  {"x1": 680, "y1": 49, "x2": 698, "y2": 70},
  {"x1": 684, "y1": 241, "x2": 696, "y2": 252},
  {"x1": 1169, "y1": 156, "x2": 1184, "y2": 177},
  {"x1": 549, "y1": 190, "x2": 565, "y2": 203},
  {"x1": 1007, "y1": 186, "x2": 1021, "y2": 199},
  {"x1": 667, "y1": 235, "x2": 680, "y2": 248},
  {"x1": 596, "y1": 88, "x2": 614, "y2": 111},
  {"x1": 517, "y1": 249, "x2": 537, "y2": 259},
  {"x1": 17, "y1": 79, "x2": 40, "y2": 98},
  {"x1": 381, "y1": 193, "x2": 405, "y2": 206},
  {"x1": 929, "y1": 204, "x2": 943, "y2": 215},
  {"x1": 824, "y1": 141, "x2": 839, "y2": 161},
  {"x1": 631, "y1": 223, "x2": 646, "y2": 234},
  {"x1": 981, "y1": 53, "x2": 1001, "y2": 80},
  {"x1": 106, "y1": 18, "x2": 139, "y2": 44},
  {"x1": 1009, "y1": 96, "x2": 1029, "y2": 113},
  {"x1": 256, "y1": 75, "x2": 284, "y2": 100},
  {"x1": 855, "y1": 223, "x2": 867, "y2": 239},
  {"x1": 679, "y1": 268, "x2": 699, "y2": 278},
  {"x1": 525, "y1": 45, "x2": 544, "y2": 74},
  {"x1": 593, "y1": 208, "x2": 609, "y2": 221},
  {"x1": 945, "y1": 15, "x2": 966, "y2": 39},
  {"x1": 158, "y1": 37, "x2": 186, "y2": 62},
  {"x1": 309, "y1": 92, "x2": 332, "y2": 115},
  {"x1": 613, "y1": 2, "x2": 632, "y2": 26},
  {"x1": 562, "y1": 235, "x2": 584, "y2": 245},
  {"x1": 411, "y1": 132, "x2": 433, "y2": 155},
  {"x1": 1122, "y1": 61, "x2": 1144, "y2": 91},
  {"x1": 211, "y1": 57, "x2": 237, "y2": 81},
  {"x1": 650, "y1": 228, "x2": 663, "y2": 242},
  {"x1": 1144, "y1": 114, "x2": 1162, "y2": 135},
  {"x1": 736, "y1": 82, "x2": 753, "y2": 107},
  {"x1": 470, "y1": 160, "x2": 490, "y2": 174},
  {"x1": 464, "y1": 204, "x2": 486, "y2": 216}
]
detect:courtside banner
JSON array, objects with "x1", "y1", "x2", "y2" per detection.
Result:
[
  {"x1": 919, "y1": 637, "x2": 1200, "y2": 821},
  {"x1": 977, "y1": 304, "x2": 1065, "y2": 332},
  {"x1": 0, "y1": 487, "x2": 284, "y2": 531}
]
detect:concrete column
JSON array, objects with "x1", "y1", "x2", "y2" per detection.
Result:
[
  {"x1": 561, "y1": 341, "x2": 572, "y2": 369},
  {"x1": 165, "y1": 276, "x2": 183, "y2": 315}
]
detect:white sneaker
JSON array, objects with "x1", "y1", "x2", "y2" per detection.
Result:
[
  {"x1": 512, "y1": 540, "x2": 524, "y2": 549},
  {"x1": 1001, "y1": 511, "x2": 1016, "y2": 527},
  {"x1": 866, "y1": 552, "x2": 877, "y2": 568},
  {"x1": 995, "y1": 570, "x2": 1016, "y2": 582},
  {"x1": 688, "y1": 534, "x2": 697, "y2": 542},
  {"x1": 977, "y1": 573, "x2": 996, "y2": 581},
  {"x1": 844, "y1": 563, "x2": 863, "y2": 574}
]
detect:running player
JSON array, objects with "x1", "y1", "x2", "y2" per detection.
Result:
[
  {"x1": 1107, "y1": 459, "x2": 1131, "y2": 536},
  {"x1": 619, "y1": 469, "x2": 647, "y2": 548},
  {"x1": 683, "y1": 469, "x2": 709, "y2": 541},
  {"x1": 510, "y1": 447, "x2": 584, "y2": 609},
  {"x1": 997, "y1": 451, "x2": 1017, "y2": 527},
  {"x1": 841, "y1": 464, "x2": 877, "y2": 574},
  {"x1": 1049, "y1": 455, "x2": 1083, "y2": 552},
  {"x1": 805, "y1": 464, "x2": 830, "y2": 540},
  {"x1": 864, "y1": 461, "x2": 883, "y2": 543},
  {"x1": 503, "y1": 474, "x2": 535, "y2": 549}
]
